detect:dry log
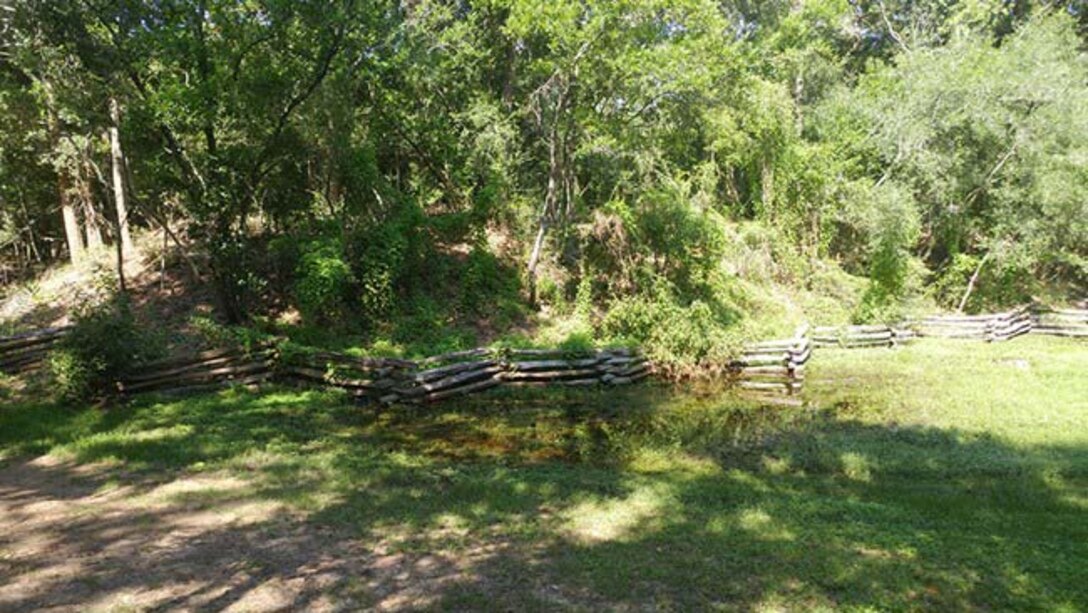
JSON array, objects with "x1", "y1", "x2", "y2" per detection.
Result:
[
  {"x1": 121, "y1": 360, "x2": 273, "y2": 393},
  {"x1": 507, "y1": 358, "x2": 604, "y2": 372},
  {"x1": 420, "y1": 347, "x2": 492, "y2": 365},
  {"x1": 1031, "y1": 327, "x2": 1088, "y2": 338},
  {"x1": 919, "y1": 318, "x2": 995, "y2": 328},
  {"x1": 814, "y1": 324, "x2": 891, "y2": 335},
  {"x1": 501, "y1": 368, "x2": 602, "y2": 382},
  {"x1": 738, "y1": 349, "x2": 790, "y2": 360},
  {"x1": 991, "y1": 319, "x2": 1033, "y2": 336},
  {"x1": 603, "y1": 355, "x2": 645, "y2": 367},
  {"x1": 734, "y1": 355, "x2": 789, "y2": 368},
  {"x1": 411, "y1": 359, "x2": 497, "y2": 383},
  {"x1": 613, "y1": 362, "x2": 649, "y2": 378},
  {"x1": 395, "y1": 365, "x2": 504, "y2": 398},
  {"x1": 607, "y1": 370, "x2": 650, "y2": 385},
  {"x1": 0, "y1": 343, "x2": 51, "y2": 359},
  {"x1": 138, "y1": 371, "x2": 274, "y2": 396},
  {"x1": 739, "y1": 381, "x2": 793, "y2": 391},
  {"x1": 1035, "y1": 307, "x2": 1088, "y2": 317},
  {"x1": 921, "y1": 312, "x2": 1003, "y2": 323},
  {"x1": 0, "y1": 356, "x2": 47, "y2": 374},
  {"x1": 281, "y1": 366, "x2": 392, "y2": 391},
  {"x1": 917, "y1": 328, "x2": 987, "y2": 338},
  {"x1": 123, "y1": 351, "x2": 271, "y2": 385},
  {"x1": 0, "y1": 349, "x2": 51, "y2": 370},
  {"x1": 303, "y1": 352, "x2": 410, "y2": 372},
  {"x1": 748, "y1": 339, "x2": 805, "y2": 350},
  {"x1": 788, "y1": 347, "x2": 812, "y2": 365},
  {"x1": 137, "y1": 347, "x2": 248, "y2": 372},
  {"x1": 0, "y1": 327, "x2": 70, "y2": 352},
  {"x1": 414, "y1": 376, "x2": 502, "y2": 403}
]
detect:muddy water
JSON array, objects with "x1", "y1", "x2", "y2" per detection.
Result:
[{"x1": 361, "y1": 382, "x2": 828, "y2": 464}]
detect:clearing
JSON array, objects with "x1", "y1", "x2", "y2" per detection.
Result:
[{"x1": 1, "y1": 337, "x2": 1086, "y2": 611}]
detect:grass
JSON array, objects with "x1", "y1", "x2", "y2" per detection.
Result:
[{"x1": 1, "y1": 336, "x2": 1087, "y2": 610}]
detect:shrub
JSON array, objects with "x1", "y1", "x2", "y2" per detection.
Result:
[
  {"x1": 462, "y1": 245, "x2": 519, "y2": 315},
  {"x1": 346, "y1": 206, "x2": 425, "y2": 323},
  {"x1": 601, "y1": 282, "x2": 737, "y2": 370},
  {"x1": 50, "y1": 298, "x2": 153, "y2": 402},
  {"x1": 295, "y1": 236, "x2": 354, "y2": 324}
]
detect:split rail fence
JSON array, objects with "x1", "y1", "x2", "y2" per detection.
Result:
[
  {"x1": 912, "y1": 306, "x2": 1035, "y2": 342},
  {"x1": 813, "y1": 325, "x2": 917, "y2": 349},
  {"x1": 732, "y1": 325, "x2": 811, "y2": 395},
  {"x1": 0, "y1": 304, "x2": 1083, "y2": 401},
  {"x1": 281, "y1": 346, "x2": 650, "y2": 404},
  {"x1": 0, "y1": 326, "x2": 71, "y2": 375}
]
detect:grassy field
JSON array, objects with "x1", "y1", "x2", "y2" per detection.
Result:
[{"x1": 1, "y1": 336, "x2": 1086, "y2": 610}]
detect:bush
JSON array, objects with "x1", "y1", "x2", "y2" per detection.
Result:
[
  {"x1": 295, "y1": 236, "x2": 354, "y2": 324},
  {"x1": 462, "y1": 245, "x2": 520, "y2": 316},
  {"x1": 50, "y1": 298, "x2": 153, "y2": 402},
  {"x1": 347, "y1": 205, "x2": 425, "y2": 323},
  {"x1": 601, "y1": 282, "x2": 737, "y2": 370}
]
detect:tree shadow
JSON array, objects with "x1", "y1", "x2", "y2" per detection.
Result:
[{"x1": 1, "y1": 386, "x2": 1085, "y2": 610}]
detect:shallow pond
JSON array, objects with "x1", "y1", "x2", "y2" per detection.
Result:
[{"x1": 360, "y1": 382, "x2": 833, "y2": 465}]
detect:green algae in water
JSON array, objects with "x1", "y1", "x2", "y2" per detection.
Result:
[{"x1": 359, "y1": 382, "x2": 828, "y2": 465}]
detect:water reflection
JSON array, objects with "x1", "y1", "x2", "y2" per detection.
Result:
[{"x1": 363, "y1": 383, "x2": 827, "y2": 465}]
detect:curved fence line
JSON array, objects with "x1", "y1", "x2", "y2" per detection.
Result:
[
  {"x1": 0, "y1": 304, "x2": 1083, "y2": 401},
  {"x1": 0, "y1": 326, "x2": 72, "y2": 375},
  {"x1": 732, "y1": 324, "x2": 811, "y2": 395}
]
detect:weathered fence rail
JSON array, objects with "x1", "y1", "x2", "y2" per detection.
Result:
[
  {"x1": 913, "y1": 305, "x2": 1034, "y2": 342},
  {"x1": 1, "y1": 302, "x2": 1083, "y2": 400},
  {"x1": 813, "y1": 304, "x2": 1087, "y2": 347},
  {"x1": 114, "y1": 345, "x2": 650, "y2": 403},
  {"x1": 812, "y1": 324, "x2": 917, "y2": 348},
  {"x1": 1032, "y1": 307, "x2": 1088, "y2": 338},
  {"x1": 116, "y1": 346, "x2": 278, "y2": 395},
  {"x1": 0, "y1": 326, "x2": 70, "y2": 375},
  {"x1": 732, "y1": 325, "x2": 811, "y2": 395}
]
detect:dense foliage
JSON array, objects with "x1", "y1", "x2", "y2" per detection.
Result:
[
  {"x1": 1, "y1": 1, "x2": 1086, "y2": 363},
  {"x1": 49, "y1": 297, "x2": 156, "y2": 401}
]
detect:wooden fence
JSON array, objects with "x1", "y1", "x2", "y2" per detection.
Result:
[
  {"x1": 913, "y1": 305, "x2": 1034, "y2": 342},
  {"x1": 116, "y1": 346, "x2": 279, "y2": 396},
  {"x1": 814, "y1": 304, "x2": 1088, "y2": 346},
  {"x1": 0, "y1": 326, "x2": 70, "y2": 375},
  {"x1": 1, "y1": 303, "x2": 1083, "y2": 400},
  {"x1": 813, "y1": 325, "x2": 917, "y2": 348},
  {"x1": 1032, "y1": 307, "x2": 1088, "y2": 338},
  {"x1": 732, "y1": 325, "x2": 811, "y2": 395},
  {"x1": 109, "y1": 345, "x2": 650, "y2": 403}
]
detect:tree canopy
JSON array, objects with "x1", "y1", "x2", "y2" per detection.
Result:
[{"x1": 1, "y1": 0, "x2": 1085, "y2": 357}]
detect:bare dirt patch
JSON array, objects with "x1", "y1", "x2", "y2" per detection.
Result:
[{"x1": 0, "y1": 457, "x2": 527, "y2": 611}]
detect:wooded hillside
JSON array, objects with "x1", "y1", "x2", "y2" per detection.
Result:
[{"x1": 1, "y1": 1, "x2": 1085, "y2": 365}]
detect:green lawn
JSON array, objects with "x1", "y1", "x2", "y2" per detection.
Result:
[{"x1": 1, "y1": 336, "x2": 1086, "y2": 610}]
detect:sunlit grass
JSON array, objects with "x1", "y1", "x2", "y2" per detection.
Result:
[{"x1": 1, "y1": 337, "x2": 1086, "y2": 609}]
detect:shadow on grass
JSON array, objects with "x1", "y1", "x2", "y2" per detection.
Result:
[{"x1": 0, "y1": 385, "x2": 1086, "y2": 610}]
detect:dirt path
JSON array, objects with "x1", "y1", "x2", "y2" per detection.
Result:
[{"x1": 0, "y1": 457, "x2": 513, "y2": 612}]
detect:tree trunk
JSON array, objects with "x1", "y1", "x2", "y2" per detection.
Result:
[
  {"x1": 18, "y1": 188, "x2": 42, "y2": 263},
  {"x1": 527, "y1": 219, "x2": 548, "y2": 306},
  {"x1": 80, "y1": 172, "x2": 104, "y2": 251},
  {"x1": 527, "y1": 119, "x2": 561, "y2": 307},
  {"x1": 59, "y1": 174, "x2": 84, "y2": 264},
  {"x1": 957, "y1": 252, "x2": 990, "y2": 313},
  {"x1": 109, "y1": 98, "x2": 134, "y2": 252}
]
